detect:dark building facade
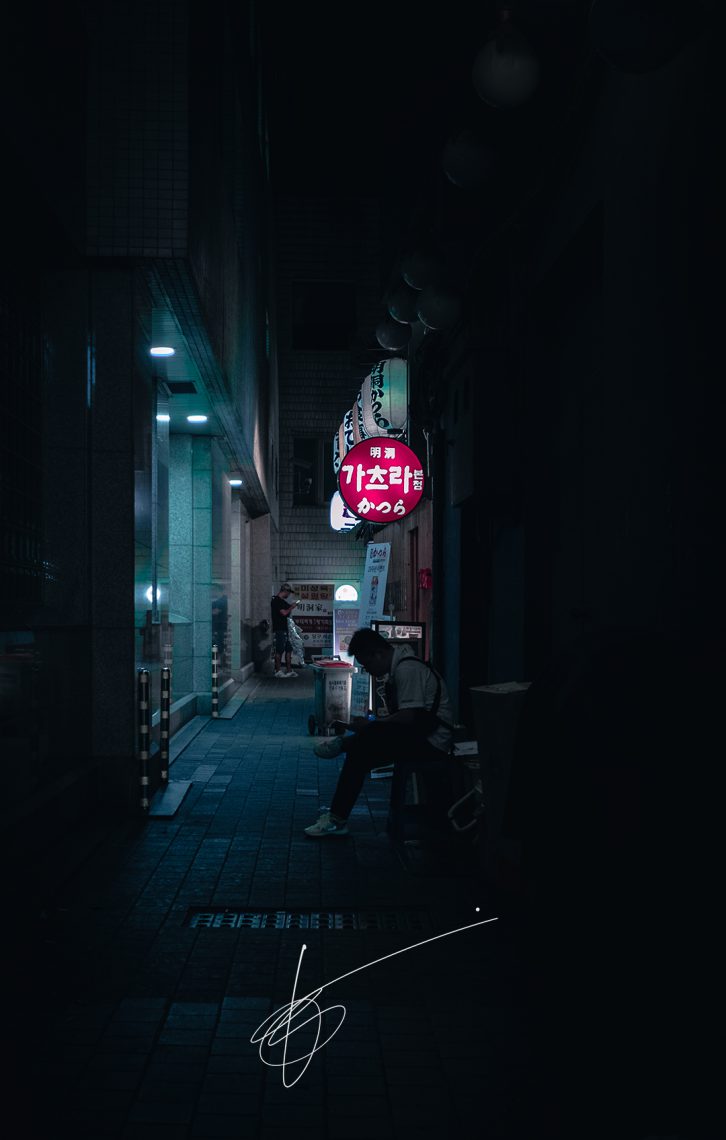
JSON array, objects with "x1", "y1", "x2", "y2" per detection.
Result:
[
  {"x1": 0, "y1": 2, "x2": 721, "y2": 1135},
  {"x1": 1, "y1": 1, "x2": 279, "y2": 847},
  {"x1": 364, "y1": 10, "x2": 721, "y2": 1131},
  {"x1": 371, "y1": 8, "x2": 722, "y2": 713}
]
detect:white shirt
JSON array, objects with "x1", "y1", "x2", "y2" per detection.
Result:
[{"x1": 387, "y1": 645, "x2": 454, "y2": 753}]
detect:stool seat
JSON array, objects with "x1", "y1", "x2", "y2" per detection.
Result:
[{"x1": 386, "y1": 754, "x2": 451, "y2": 842}]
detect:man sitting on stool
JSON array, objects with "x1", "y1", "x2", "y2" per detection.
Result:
[{"x1": 304, "y1": 627, "x2": 454, "y2": 838}]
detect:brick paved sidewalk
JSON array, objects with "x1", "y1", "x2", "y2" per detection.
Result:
[{"x1": 5, "y1": 670, "x2": 532, "y2": 1140}]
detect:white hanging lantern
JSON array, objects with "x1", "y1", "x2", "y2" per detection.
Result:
[
  {"x1": 333, "y1": 428, "x2": 342, "y2": 474},
  {"x1": 333, "y1": 358, "x2": 408, "y2": 482},
  {"x1": 329, "y1": 491, "x2": 358, "y2": 532},
  {"x1": 366, "y1": 357, "x2": 407, "y2": 433}
]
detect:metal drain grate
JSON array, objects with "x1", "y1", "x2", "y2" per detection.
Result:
[{"x1": 187, "y1": 909, "x2": 431, "y2": 932}]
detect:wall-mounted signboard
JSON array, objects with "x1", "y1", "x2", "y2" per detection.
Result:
[{"x1": 338, "y1": 439, "x2": 424, "y2": 522}]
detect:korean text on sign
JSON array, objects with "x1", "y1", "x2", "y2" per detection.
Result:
[{"x1": 338, "y1": 440, "x2": 425, "y2": 522}]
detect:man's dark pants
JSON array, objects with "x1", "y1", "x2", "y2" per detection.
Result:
[{"x1": 330, "y1": 720, "x2": 447, "y2": 820}]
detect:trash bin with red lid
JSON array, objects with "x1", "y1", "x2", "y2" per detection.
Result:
[{"x1": 308, "y1": 658, "x2": 354, "y2": 735}]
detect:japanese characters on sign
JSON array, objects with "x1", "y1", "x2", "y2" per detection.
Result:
[{"x1": 338, "y1": 439, "x2": 425, "y2": 522}]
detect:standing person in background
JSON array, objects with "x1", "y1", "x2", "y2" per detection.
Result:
[{"x1": 270, "y1": 583, "x2": 298, "y2": 678}]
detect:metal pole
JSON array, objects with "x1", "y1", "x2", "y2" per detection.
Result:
[
  {"x1": 211, "y1": 643, "x2": 219, "y2": 718},
  {"x1": 137, "y1": 668, "x2": 150, "y2": 812},
  {"x1": 160, "y1": 665, "x2": 171, "y2": 785}
]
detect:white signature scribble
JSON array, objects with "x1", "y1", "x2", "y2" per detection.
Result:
[{"x1": 250, "y1": 911, "x2": 498, "y2": 1086}]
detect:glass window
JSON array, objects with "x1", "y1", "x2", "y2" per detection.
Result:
[{"x1": 293, "y1": 438, "x2": 337, "y2": 506}]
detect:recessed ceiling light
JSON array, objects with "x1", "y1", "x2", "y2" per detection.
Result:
[
  {"x1": 187, "y1": 414, "x2": 208, "y2": 423},
  {"x1": 150, "y1": 346, "x2": 175, "y2": 357},
  {"x1": 228, "y1": 479, "x2": 243, "y2": 486},
  {"x1": 156, "y1": 413, "x2": 171, "y2": 422}
]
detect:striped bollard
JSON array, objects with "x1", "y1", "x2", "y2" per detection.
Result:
[
  {"x1": 211, "y1": 643, "x2": 219, "y2": 718},
  {"x1": 137, "y1": 669, "x2": 150, "y2": 812},
  {"x1": 160, "y1": 666, "x2": 171, "y2": 785}
]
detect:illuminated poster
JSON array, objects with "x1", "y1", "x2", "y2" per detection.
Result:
[
  {"x1": 333, "y1": 605, "x2": 360, "y2": 661},
  {"x1": 359, "y1": 543, "x2": 390, "y2": 627}
]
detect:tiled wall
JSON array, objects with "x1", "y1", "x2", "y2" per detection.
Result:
[
  {"x1": 274, "y1": 196, "x2": 386, "y2": 588},
  {"x1": 85, "y1": 1, "x2": 189, "y2": 259}
]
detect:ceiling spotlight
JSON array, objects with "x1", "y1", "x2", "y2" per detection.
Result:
[
  {"x1": 150, "y1": 346, "x2": 175, "y2": 357},
  {"x1": 228, "y1": 479, "x2": 243, "y2": 487},
  {"x1": 156, "y1": 413, "x2": 171, "y2": 422},
  {"x1": 187, "y1": 414, "x2": 208, "y2": 423}
]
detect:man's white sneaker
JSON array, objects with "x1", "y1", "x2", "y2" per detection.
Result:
[
  {"x1": 274, "y1": 670, "x2": 287, "y2": 678},
  {"x1": 284, "y1": 670, "x2": 298, "y2": 677},
  {"x1": 313, "y1": 735, "x2": 344, "y2": 758},
  {"x1": 304, "y1": 810, "x2": 349, "y2": 838}
]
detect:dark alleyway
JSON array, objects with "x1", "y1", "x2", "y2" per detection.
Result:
[
  {"x1": 6, "y1": 671, "x2": 532, "y2": 1140},
  {"x1": 5, "y1": 664, "x2": 720, "y2": 1139}
]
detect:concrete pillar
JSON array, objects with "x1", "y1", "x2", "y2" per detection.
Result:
[
  {"x1": 90, "y1": 269, "x2": 140, "y2": 810},
  {"x1": 169, "y1": 434, "x2": 194, "y2": 696},
  {"x1": 191, "y1": 437, "x2": 213, "y2": 707},
  {"x1": 230, "y1": 496, "x2": 242, "y2": 671}
]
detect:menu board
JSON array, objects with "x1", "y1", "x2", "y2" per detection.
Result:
[{"x1": 291, "y1": 582, "x2": 334, "y2": 651}]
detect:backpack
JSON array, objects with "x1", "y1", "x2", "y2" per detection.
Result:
[{"x1": 384, "y1": 656, "x2": 453, "y2": 735}]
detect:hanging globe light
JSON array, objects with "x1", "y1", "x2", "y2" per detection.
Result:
[
  {"x1": 441, "y1": 127, "x2": 497, "y2": 189},
  {"x1": 399, "y1": 248, "x2": 443, "y2": 291},
  {"x1": 472, "y1": 8, "x2": 541, "y2": 109},
  {"x1": 416, "y1": 284, "x2": 462, "y2": 331},
  {"x1": 387, "y1": 280, "x2": 420, "y2": 324},
  {"x1": 375, "y1": 317, "x2": 412, "y2": 350}
]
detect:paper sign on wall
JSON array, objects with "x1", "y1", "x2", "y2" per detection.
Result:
[{"x1": 291, "y1": 582, "x2": 334, "y2": 650}]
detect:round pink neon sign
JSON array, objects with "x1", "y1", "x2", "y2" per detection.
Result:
[{"x1": 337, "y1": 439, "x2": 425, "y2": 521}]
